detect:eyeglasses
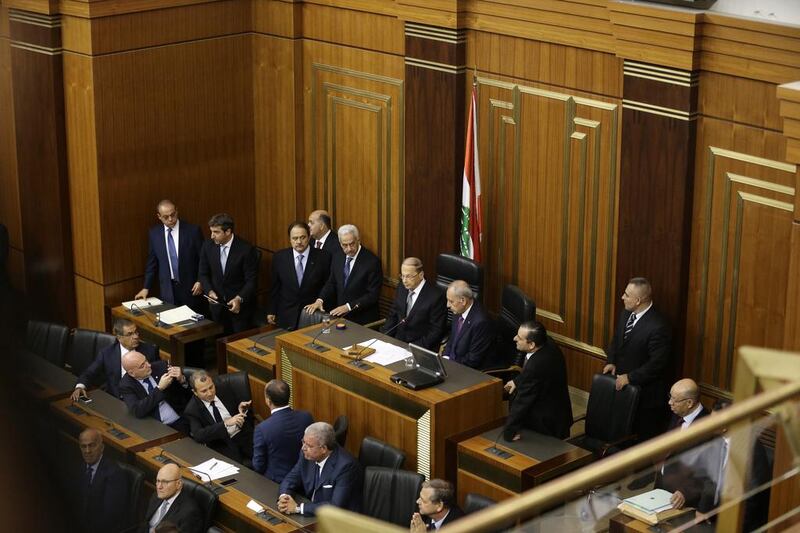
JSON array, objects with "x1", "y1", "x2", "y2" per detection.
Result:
[
  {"x1": 155, "y1": 478, "x2": 180, "y2": 485},
  {"x1": 399, "y1": 272, "x2": 420, "y2": 280},
  {"x1": 668, "y1": 396, "x2": 691, "y2": 404},
  {"x1": 119, "y1": 330, "x2": 140, "y2": 337},
  {"x1": 301, "y1": 440, "x2": 323, "y2": 450}
]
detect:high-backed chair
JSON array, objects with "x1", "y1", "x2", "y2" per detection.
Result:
[
  {"x1": 181, "y1": 477, "x2": 219, "y2": 532},
  {"x1": 296, "y1": 309, "x2": 324, "y2": 329},
  {"x1": 362, "y1": 467, "x2": 424, "y2": 526},
  {"x1": 464, "y1": 492, "x2": 496, "y2": 514},
  {"x1": 359, "y1": 436, "x2": 406, "y2": 470},
  {"x1": 26, "y1": 320, "x2": 70, "y2": 367},
  {"x1": 181, "y1": 367, "x2": 204, "y2": 387},
  {"x1": 568, "y1": 373, "x2": 640, "y2": 458},
  {"x1": 486, "y1": 284, "x2": 536, "y2": 373},
  {"x1": 215, "y1": 371, "x2": 251, "y2": 402},
  {"x1": 333, "y1": 415, "x2": 349, "y2": 448},
  {"x1": 118, "y1": 462, "x2": 145, "y2": 530},
  {"x1": 435, "y1": 253, "x2": 484, "y2": 328},
  {"x1": 66, "y1": 328, "x2": 117, "y2": 376}
]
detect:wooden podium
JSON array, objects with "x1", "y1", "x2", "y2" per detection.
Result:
[{"x1": 274, "y1": 321, "x2": 504, "y2": 480}]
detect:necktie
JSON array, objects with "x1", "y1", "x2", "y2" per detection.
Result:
[
  {"x1": 343, "y1": 256, "x2": 353, "y2": 286},
  {"x1": 311, "y1": 463, "x2": 322, "y2": 501},
  {"x1": 296, "y1": 254, "x2": 305, "y2": 286},
  {"x1": 623, "y1": 312, "x2": 636, "y2": 341},
  {"x1": 166, "y1": 227, "x2": 179, "y2": 280},
  {"x1": 454, "y1": 316, "x2": 465, "y2": 339},
  {"x1": 144, "y1": 378, "x2": 154, "y2": 395},
  {"x1": 210, "y1": 400, "x2": 223, "y2": 423},
  {"x1": 153, "y1": 500, "x2": 169, "y2": 526},
  {"x1": 406, "y1": 290, "x2": 415, "y2": 314},
  {"x1": 315, "y1": 241, "x2": 322, "y2": 249},
  {"x1": 85, "y1": 464, "x2": 93, "y2": 487},
  {"x1": 220, "y1": 245, "x2": 229, "y2": 274}
]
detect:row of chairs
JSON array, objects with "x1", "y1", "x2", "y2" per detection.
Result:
[{"x1": 26, "y1": 320, "x2": 116, "y2": 373}]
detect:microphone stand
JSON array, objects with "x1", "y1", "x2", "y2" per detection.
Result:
[
  {"x1": 129, "y1": 302, "x2": 145, "y2": 317},
  {"x1": 248, "y1": 330, "x2": 275, "y2": 355},
  {"x1": 304, "y1": 322, "x2": 331, "y2": 353},
  {"x1": 485, "y1": 427, "x2": 514, "y2": 458},
  {"x1": 345, "y1": 318, "x2": 407, "y2": 370}
]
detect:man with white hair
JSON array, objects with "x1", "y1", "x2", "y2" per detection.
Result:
[
  {"x1": 304, "y1": 224, "x2": 382, "y2": 324},
  {"x1": 277, "y1": 422, "x2": 362, "y2": 516}
]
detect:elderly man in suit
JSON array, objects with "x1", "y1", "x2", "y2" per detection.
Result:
[
  {"x1": 308, "y1": 209, "x2": 339, "y2": 257},
  {"x1": 72, "y1": 318, "x2": 160, "y2": 401},
  {"x1": 135, "y1": 199, "x2": 204, "y2": 309},
  {"x1": 410, "y1": 479, "x2": 465, "y2": 532},
  {"x1": 266, "y1": 222, "x2": 332, "y2": 330},
  {"x1": 304, "y1": 224, "x2": 382, "y2": 325},
  {"x1": 604, "y1": 276, "x2": 672, "y2": 441},
  {"x1": 278, "y1": 422, "x2": 362, "y2": 517},
  {"x1": 119, "y1": 351, "x2": 192, "y2": 433},
  {"x1": 253, "y1": 379, "x2": 314, "y2": 483},
  {"x1": 381, "y1": 257, "x2": 446, "y2": 351},
  {"x1": 198, "y1": 213, "x2": 259, "y2": 333},
  {"x1": 442, "y1": 280, "x2": 494, "y2": 369},
  {"x1": 503, "y1": 321, "x2": 572, "y2": 441},
  {"x1": 143, "y1": 463, "x2": 202, "y2": 533},
  {"x1": 72, "y1": 428, "x2": 129, "y2": 533},
  {"x1": 183, "y1": 370, "x2": 254, "y2": 465}
]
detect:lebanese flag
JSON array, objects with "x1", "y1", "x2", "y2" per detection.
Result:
[{"x1": 459, "y1": 85, "x2": 483, "y2": 262}]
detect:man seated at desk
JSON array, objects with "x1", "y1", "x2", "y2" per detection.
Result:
[
  {"x1": 143, "y1": 463, "x2": 202, "y2": 533},
  {"x1": 410, "y1": 479, "x2": 464, "y2": 532},
  {"x1": 253, "y1": 379, "x2": 314, "y2": 483},
  {"x1": 119, "y1": 351, "x2": 191, "y2": 434},
  {"x1": 278, "y1": 422, "x2": 362, "y2": 516},
  {"x1": 503, "y1": 321, "x2": 572, "y2": 441},
  {"x1": 72, "y1": 318, "x2": 160, "y2": 401},
  {"x1": 183, "y1": 370, "x2": 254, "y2": 466},
  {"x1": 381, "y1": 257, "x2": 446, "y2": 351},
  {"x1": 442, "y1": 280, "x2": 494, "y2": 369}
]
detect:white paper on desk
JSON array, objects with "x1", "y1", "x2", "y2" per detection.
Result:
[
  {"x1": 190, "y1": 458, "x2": 240, "y2": 481},
  {"x1": 122, "y1": 297, "x2": 163, "y2": 310},
  {"x1": 345, "y1": 339, "x2": 412, "y2": 366},
  {"x1": 623, "y1": 489, "x2": 673, "y2": 514},
  {"x1": 158, "y1": 305, "x2": 197, "y2": 324},
  {"x1": 246, "y1": 500, "x2": 265, "y2": 513}
]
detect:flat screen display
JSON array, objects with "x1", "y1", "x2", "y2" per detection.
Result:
[{"x1": 409, "y1": 343, "x2": 448, "y2": 377}]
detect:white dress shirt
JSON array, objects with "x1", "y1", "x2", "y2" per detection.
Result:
[{"x1": 202, "y1": 395, "x2": 240, "y2": 437}]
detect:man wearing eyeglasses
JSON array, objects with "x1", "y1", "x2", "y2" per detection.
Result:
[
  {"x1": 277, "y1": 422, "x2": 362, "y2": 516},
  {"x1": 143, "y1": 463, "x2": 202, "y2": 533},
  {"x1": 72, "y1": 318, "x2": 160, "y2": 401},
  {"x1": 381, "y1": 257, "x2": 446, "y2": 351}
]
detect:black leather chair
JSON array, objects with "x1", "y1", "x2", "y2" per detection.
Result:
[
  {"x1": 464, "y1": 492, "x2": 495, "y2": 514},
  {"x1": 333, "y1": 415, "x2": 349, "y2": 448},
  {"x1": 181, "y1": 477, "x2": 219, "y2": 532},
  {"x1": 486, "y1": 284, "x2": 537, "y2": 375},
  {"x1": 362, "y1": 467, "x2": 424, "y2": 526},
  {"x1": 26, "y1": 320, "x2": 70, "y2": 367},
  {"x1": 181, "y1": 367, "x2": 204, "y2": 387},
  {"x1": 435, "y1": 253, "x2": 484, "y2": 328},
  {"x1": 216, "y1": 371, "x2": 251, "y2": 402},
  {"x1": 359, "y1": 436, "x2": 406, "y2": 470},
  {"x1": 568, "y1": 373, "x2": 640, "y2": 458},
  {"x1": 66, "y1": 328, "x2": 117, "y2": 376},
  {"x1": 296, "y1": 309, "x2": 324, "y2": 329},
  {"x1": 118, "y1": 462, "x2": 145, "y2": 530}
]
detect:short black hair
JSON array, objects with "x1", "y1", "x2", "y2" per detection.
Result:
[
  {"x1": 287, "y1": 221, "x2": 310, "y2": 237},
  {"x1": 520, "y1": 320, "x2": 547, "y2": 346},
  {"x1": 112, "y1": 317, "x2": 135, "y2": 336},
  {"x1": 208, "y1": 213, "x2": 234, "y2": 232},
  {"x1": 265, "y1": 379, "x2": 290, "y2": 407}
]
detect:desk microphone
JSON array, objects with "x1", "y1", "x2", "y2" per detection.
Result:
[
  {"x1": 129, "y1": 302, "x2": 145, "y2": 317},
  {"x1": 153, "y1": 311, "x2": 165, "y2": 328},
  {"x1": 485, "y1": 427, "x2": 513, "y2": 458},
  {"x1": 352, "y1": 317, "x2": 406, "y2": 361},
  {"x1": 153, "y1": 447, "x2": 178, "y2": 464},
  {"x1": 305, "y1": 322, "x2": 331, "y2": 353},
  {"x1": 248, "y1": 331, "x2": 274, "y2": 354}
]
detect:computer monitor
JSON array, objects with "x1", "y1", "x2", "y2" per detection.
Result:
[{"x1": 409, "y1": 343, "x2": 448, "y2": 378}]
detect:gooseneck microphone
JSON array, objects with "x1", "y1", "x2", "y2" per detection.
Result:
[
  {"x1": 129, "y1": 302, "x2": 145, "y2": 316},
  {"x1": 354, "y1": 317, "x2": 406, "y2": 360},
  {"x1": 305, "y1": 320, "x2": 331, "y2": 353}
]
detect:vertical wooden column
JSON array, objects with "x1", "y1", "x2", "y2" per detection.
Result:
[
  {"x1": 7, "y1": 5, "x2": 75, "y2": 325},
  {"x1": 772, "y1": 80, "x2": 800, "y2": 528},
  {"x1": 403, "y1": 22, "x2": 465, "y2": 272}
]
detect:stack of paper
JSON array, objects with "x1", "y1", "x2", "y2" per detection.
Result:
[
  {"x1": 618, "y1": 489, "x2": 692, "y2": 525},
  {"x1": 345, "y1": 339, "x2": 412, "y2": 366},
  {"x1": 190, "y1": 458, "x2": 239, "y2": 481},
  {"x1": 122, "y1": 297, "x2": 163, "y2": 309},
  {"x1": 158, "y1": 305, "x2": 198, "y2": 325}
]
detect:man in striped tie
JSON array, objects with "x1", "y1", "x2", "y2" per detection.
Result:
[{"x1": 604, "y1": 277, "x2": 672, "y2": 442}]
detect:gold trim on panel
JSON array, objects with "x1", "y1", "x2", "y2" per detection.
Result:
[
  {"x1": 737, "y1": 191, "x2": 794, "y2": 212},
  {"x1": 404, "y1": 57, "x2": 465, "y2": 75},
  {"x1": 727, "y1": 173, "x2": 796, "y2": 196},
  {"x1": 623, "y1": 60, "x2": 698, "y2": 87},
  {"x1": 622, "y1": 99, "x2": 697, "y2": 121},
  {"x1": 549, "y1": 331, "x2": 607, "y2": 358},
  {"x1": 8, "y1": 9, "x2": 60, "y2": 28},
  {"x1": 710, "y1": 147, "x2": 797, "y2": 173},
  {"x1": 404, "y1": 22, "x2": 466, "y2": 44},
  {"x1": 280, "y1": 348, "x2": 293, "y2": 406},
  {"x1": 416, "y1": 410, "x2": 432, "y2": 480},
  {"x1": 536, "y1": 309, "x2": 565, "y2": 324},
  {"x1": 9, "y1": 42, "x2": 62, "y2": 55}
]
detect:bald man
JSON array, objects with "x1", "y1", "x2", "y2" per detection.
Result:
[
  {"x1": 442, "y1": 280, "x2": 494, "y2": 369},
  {"x1": 308, "y1": 209, "x2": 339, "y2": 256},
  {"x1": 118, "y1": 351, "x2": 191, "y2": 434},
  {"x1": 71, "y1": 428, "x2": 128, "y2": 533},
  {"x1": 143, "y1": 463, "x2": 202, "y2": 533}
]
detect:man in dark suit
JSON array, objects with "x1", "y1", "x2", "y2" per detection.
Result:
[
  {"x1": 266, "y1": 222, "x2": 332, "y2": 330},
  {"x1": 410, "y1": 479, "x2": 465, "y2": 532},
  {"x1": 382, "y1": 257, "x2": 446, "y2": 351},
  {"x1": 253, "y1": 379, "x2": 314, "y2": 483},
  {"x1": 143, "y1": 463, "x2": 202, "y2": 533},
  {"x1": 503, "y1": 321, "x2": 573, "y2": 441},
  {"x1": 198, "y1": 213, "x2": 259, "y2": 333},
  {"x1": 278, "y1": 422, "x2": 362, "y2": 517},
  {"x1": 308, "y1": 209, "x2": 339, "y2": 257},
  {"x1": 183, "y1": 370, "x2": 254, "y2": 465},
  {"x1": 119, "y1": 351, "x2": 191, "y2": 433},
  {"x1": 604, "y1": 277, "x2": 672, "y2": 441},
  {"x1": 135, "y1": 199, "x2": 204, "y2": 309},
  {"x1": 304, "y1": 224, "x2": 382, "y2": 325},
  {"x1": 442, "y1": 280, "x2": 494, "y2": 369},
  {"x1": 71, "y1": 318, "x2": 160, "y2": 401},
  {"x1": 72, "y1": 428, "x2": 129, "y2": 533}
]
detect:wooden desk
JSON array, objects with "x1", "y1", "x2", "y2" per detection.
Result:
[
  {"x1": 21, "y1": 353, "x2": 77, "y2": 401},
  {"x1": 111, "y1": 303, "x2": 223, "y2": 367},
  {"x1": 609, "y1": 511, "x2": 700, "y2": 532},
  {"x1": 274, "y1": 321, "x2": 504, "y2": 480},
  {"x1": 137, "y1": 439, "x2": 316, "y2": 533},
  {"x1": 220, "y1": 326, "x2": 286, "y2": 420},
  {"x1": 456, "y1": 428, "x2": 593, "y2": 505},
  {"x1": 51, "y1": 389, "x2": 181, "y2": 460}
]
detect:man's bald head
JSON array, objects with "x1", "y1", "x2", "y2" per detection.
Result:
[
  {"x1": 122, "y1": 351, "x2": 151, "y2": 380},
  {"x1": 79, "y1": 428, "x2": 104, "y2": 465},
  {"x1": 669, "y1": 378, "x2": 701, "y2": 417},
  {"x1": 308, "y1": 210, "x2": 332, "y2": 240},
  {"x1": 155, "y1": 463, "x2": 183, "y2": 500}
]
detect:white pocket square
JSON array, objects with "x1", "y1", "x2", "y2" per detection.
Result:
[{"x1": 322, "y1": 484, "x2": 333, "y2": 488}]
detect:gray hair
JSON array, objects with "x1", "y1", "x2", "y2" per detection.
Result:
[
  {"x1": 113, "y1": 317, "x2": 135, "y2": 336},
  {"x1": 447, "y1": 280, "x2": 474, "y2": 300},
  {"x1": 337, "y1": 224, "x2": 360, "y2": 241},
  {"x1": 305, "y1": 421, "x2": 337, "y2": 449}
]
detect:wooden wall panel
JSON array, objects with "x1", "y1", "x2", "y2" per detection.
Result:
[
  {"x1": 303, "y1": 39, "x2": 404, "y2": 281},
  {"x1": 301, "y1": 2, "x2": 403, "y2": 56},
  {"x1": 699, "y1": 72, "x2": 782, "y2": 132},
  {"x1": 685, "y1": 118, "x2": 796, "y2": 393}
]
